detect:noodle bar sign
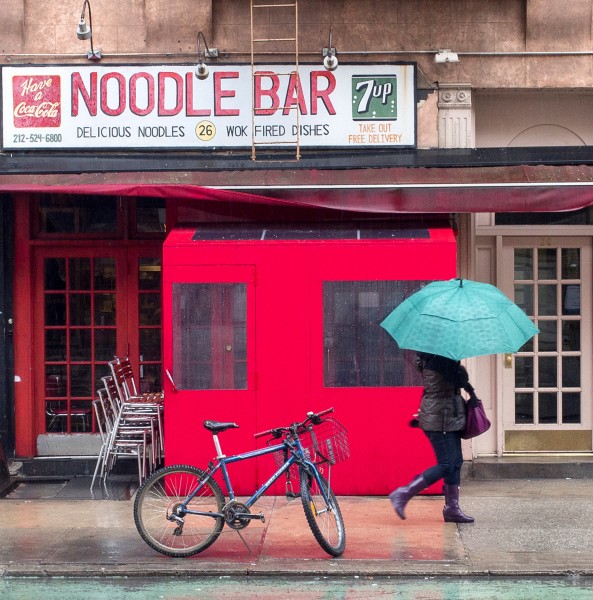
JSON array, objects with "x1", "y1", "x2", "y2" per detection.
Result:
[{"x1": 1, "y1": 63, "x2": 416, "y2": 150}]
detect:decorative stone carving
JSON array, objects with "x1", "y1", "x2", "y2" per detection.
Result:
[{"x1": 438, "y1": 84, "x2": 474, "y2": 148}]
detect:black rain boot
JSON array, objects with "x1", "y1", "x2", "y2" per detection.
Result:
[
  {"x1": 389, "y1": 475, "x2": 428, "y2": 520},
  {"x1": 442, "y1": 484, "x2": 474, "y2": 523}
]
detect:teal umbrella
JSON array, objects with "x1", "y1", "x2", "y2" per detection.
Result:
[{"x1": 380, "y1": 278, "x2": 539, "y2": 360}]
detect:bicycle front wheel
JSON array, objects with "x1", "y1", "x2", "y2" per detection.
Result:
[
  {"x1": 133, "y1": 464, "x2": 225, "y2": 557},
  {"x1": 299, "y1": 465, "x2": 346, "y2": 556}
]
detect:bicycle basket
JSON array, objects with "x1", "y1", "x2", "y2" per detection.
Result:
[{"x1": 272, "y1": 417, "x2": 350, "y2": 474}]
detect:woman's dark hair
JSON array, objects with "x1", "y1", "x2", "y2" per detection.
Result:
[{"x1": 417, "y1": 352, "x2": 470, "y2": 390}]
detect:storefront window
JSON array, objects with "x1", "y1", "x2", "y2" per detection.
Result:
[
  {"x1": 38, "y1": 195, "x2": 118, "y2": 234},
  {"x1": 496, "y1": 207, "x2": 593, "y2": 225},
  {"x1": 323, "y1": 280, "x2": 426, "y2": 388},
  {"x1": 135, "y1": 198, "x2": 166, "y2": 234}
]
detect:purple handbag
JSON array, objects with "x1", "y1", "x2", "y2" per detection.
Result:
[{"x1": 461, "y1": 394, "x2": 491, "y2": 439}]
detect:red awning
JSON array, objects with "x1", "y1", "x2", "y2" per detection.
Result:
[{"x1": 2, "y1": 164, "x2": 593, "y2": 213}]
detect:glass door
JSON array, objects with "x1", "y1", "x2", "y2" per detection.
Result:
[
  {"x1": 128, "y1": 252, "x2": 163, "y2": 394},
  {"x1": 35, "y1": 247, "x2": 162, "y2": 436},
  {"x1": 36, "y1": 250, "x2": 125, "y2": 434},
  {"x1": 501, "y1": 238, "x2": 592, "y2": 452}
]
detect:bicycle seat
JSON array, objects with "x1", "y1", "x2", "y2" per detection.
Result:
[{"x1": 203, "y1": 420, "x2": 239, "y2": 434}]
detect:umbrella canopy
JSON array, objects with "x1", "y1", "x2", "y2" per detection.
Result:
[{"x1": 380, "y1": 278, "x2": 539, "y2": 360}]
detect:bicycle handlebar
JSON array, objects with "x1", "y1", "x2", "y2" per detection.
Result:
[{"x1": 254, "y1": 407, "x2": 334, "y2": 439}]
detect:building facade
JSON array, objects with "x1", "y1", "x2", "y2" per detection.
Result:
[{"x1": 1, "y1": 0, "x2": 593, "y2": 490}]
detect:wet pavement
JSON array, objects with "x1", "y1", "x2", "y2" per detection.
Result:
[{"x1": 1, "y1": 478, "x2": 593, "y2": 578}]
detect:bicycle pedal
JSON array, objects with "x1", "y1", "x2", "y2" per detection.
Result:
[{"x1": 286, "y1": 491, "x2": 301, "y2": 500}]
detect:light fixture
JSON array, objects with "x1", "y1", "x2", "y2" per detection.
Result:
[
  {"x1": 434, "y1": 49, "x2": 459, "y2": 63},
  {"x1": 195, "y1": 31, "x2": 218, "y2": 80},
  {"x1": 76, "y1": 0, "x2": 101, "y2": 61},
  {"x1": 323, "y1": 27, "x2": 338, "y2": 71}
]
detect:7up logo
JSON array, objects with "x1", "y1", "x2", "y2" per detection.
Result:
[{"x1": 352, "y1": 75, "x2": 397, "y2": 120}]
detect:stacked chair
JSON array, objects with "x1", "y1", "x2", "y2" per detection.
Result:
[{"x1": 90, "y1": 357, "x2": 164, "y2": 490}]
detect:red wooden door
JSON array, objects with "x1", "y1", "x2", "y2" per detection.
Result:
[{"x1": 163, "y1": 265, "x2": 257, "y2": 487}]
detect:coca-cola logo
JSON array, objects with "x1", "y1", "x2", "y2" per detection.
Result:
[{"x1": 13, "y1": 75, "x2": 61, "y2": 128}]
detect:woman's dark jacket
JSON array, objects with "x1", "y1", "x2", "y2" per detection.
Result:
[{"x1": 416, "y1": 353, "x2": 472, "y2": 433}]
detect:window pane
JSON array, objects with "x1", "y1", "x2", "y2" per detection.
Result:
[
  {"x1": 538, "y1": 248, "x2": 556, "y2": 280},
  {"x1": 69, "y1": 258, "x2": 91, "y2": 290},
  {"x1": 562, "y1": 284, "x2": 580, "y2": 315},
  {"x1": 139, "y1": 364, "x2": 162, "y2": 394},
  {"x1": 45, "y1": 366, "x2": 67, "y2": 397},
  {"x1": 562, "y1": 321, "x2": 580, "y2": 351},
  {"x1": 70, "y1": 294, "x2": 91, "y2": 326},
  {"x1": 45, "y1": 293, "x2": 67, "y2": 327},
  {"x1": 95, "y1": 329, "x2": 116, "y2": 361},
  {"x1": 538, "y1": 284, "x2": 557, "y2": 316},
  {"x1": 173, "y1": 283, "x2": 247, "y2": 390},
  {"x1": 45, "y1": 329, "x2": 67, "y2": 361},
  {"x1": 514, "y1": 248, "x2": 533, "y2": 280},
  {"x1": 44, "y1": 258, "x2": 66, "y2": 290},
  {"x1": 39, "y1": 195, "x2": 117, "y2": 234},
  {"x1": 515, "y1": 392, "x2": 533, "y2": 424},
  {"x1": 515, "y1": 356, "x2": 533, "y2": 388},
  {"x1": 140, "y1": 329, "x2": 161, "y2": 361},
  {"x1": 562, "y1": 393, "x2": 581, "y2": 424},
  {"x1": 94, "y1": 258, "x2": 116, "y2": 290},
  {"x1": 136, "y1": 198, "x2": 166, "y2": 233},
  {"x1": 538, "y1": 357, "x2": 557, "y2": 387},
  {"x1": 95, "y1": 293, "x2": 116, "y2": 326},
  {"x1": 70, "y1": 364, "x2": 92, "y2": 397},
  {"x1": 139, "y1": 293, "x2": 161, "y2": 325},
  {"x1": 70, "y1": 401, "x2": 92, "y2": 432},
  {"x1": 562, "y1": 248, "x2": 580, "y2": 279},
  {"x1": 323, "y1": 280, "x2": 427, "y2": 388},
  {"x1": 514, "y1": 284, "x2": 533, "y2": 315},
  {"x1": 139, "y1": 259, "x2": 162, "y2": 290},
  {"x1": 562, "y1": 356, "x2": 580, "y2": 388},
  {"x1": 538, "y1": 393, "x2": 557, "y2": 424},
  {"x1": 46, "y1": 401, "x2": 68, "y2": 432},
  {"x1": 70, "y1": 329, "x2": 92, "y2": 361},
  {"x1": 537, "y1": 321, "x2": 557, "y2": 352}
]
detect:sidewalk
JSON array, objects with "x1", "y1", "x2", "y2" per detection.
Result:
[{"x1": 1, "y1": 478, "x2": 593, "y2": 577}]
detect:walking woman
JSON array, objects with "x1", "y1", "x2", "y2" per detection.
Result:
[{"x1": 389, "y1": 352, "x2": 475, "y2": 523}]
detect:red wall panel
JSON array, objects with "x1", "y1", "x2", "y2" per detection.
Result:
[{"x1": 163, "y1": 227, "x2": 457, "y2": 495}]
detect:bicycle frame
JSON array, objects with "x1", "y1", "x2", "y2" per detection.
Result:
[{"x1": 179, "y1": 434, "x2": 331, "y2": 519}]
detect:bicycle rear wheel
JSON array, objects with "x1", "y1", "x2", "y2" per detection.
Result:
[
  {"x1": 299, "y1": 465, "x2": 346, "y2": 556},
  {"x1": 133, "y1": 464, "x2": 225, "y2": 557}
]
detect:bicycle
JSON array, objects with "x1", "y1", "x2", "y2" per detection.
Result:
[{"x1": 133, "y1": 407, "x2": 349, "y2": 557}]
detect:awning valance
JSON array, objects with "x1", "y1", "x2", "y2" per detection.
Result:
[{"x1": 2, "y1": 164, "x2": 593, "y2": 213}]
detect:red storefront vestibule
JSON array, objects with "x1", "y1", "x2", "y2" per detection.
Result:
[{"x1": 162, "y1": 224, "x2": 457, "y2": 495}]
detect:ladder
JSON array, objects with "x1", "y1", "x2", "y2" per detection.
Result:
[{"x1": 250, "y1": 0, "x2": 300, "y2": 161}]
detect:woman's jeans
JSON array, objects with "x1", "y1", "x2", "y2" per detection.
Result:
[{"x1": 422, "y1": 430, "x2": 463, "y2": 486}]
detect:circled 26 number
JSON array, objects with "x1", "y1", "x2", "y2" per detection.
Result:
[{"x1": 196, "y1": 120, "x2": 216, "y2": 141}]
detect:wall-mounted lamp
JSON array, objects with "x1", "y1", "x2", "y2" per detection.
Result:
[
  {"x1": 195, "y1": 31, "x2": 218, "y2": 80},
  {"x1": 323, "y1": 27, "x2": 338, "y2": 71},
  {"x1": 76, "y1": 0, "x2": 101, "y2": 61},
  {"x1": 434, "y1": 49, "x2": 460, "y2": 63}
]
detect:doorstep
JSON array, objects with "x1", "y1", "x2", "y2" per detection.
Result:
[
  {"x1": 15, "y1": 454, "x2": 593, "y2": 483},
  {"x1": 465, "y1": 454, "x2": 593, "y2": 480},
  {"x1": 17, "y1": 456, "x2": 136, "y2": 479}
]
